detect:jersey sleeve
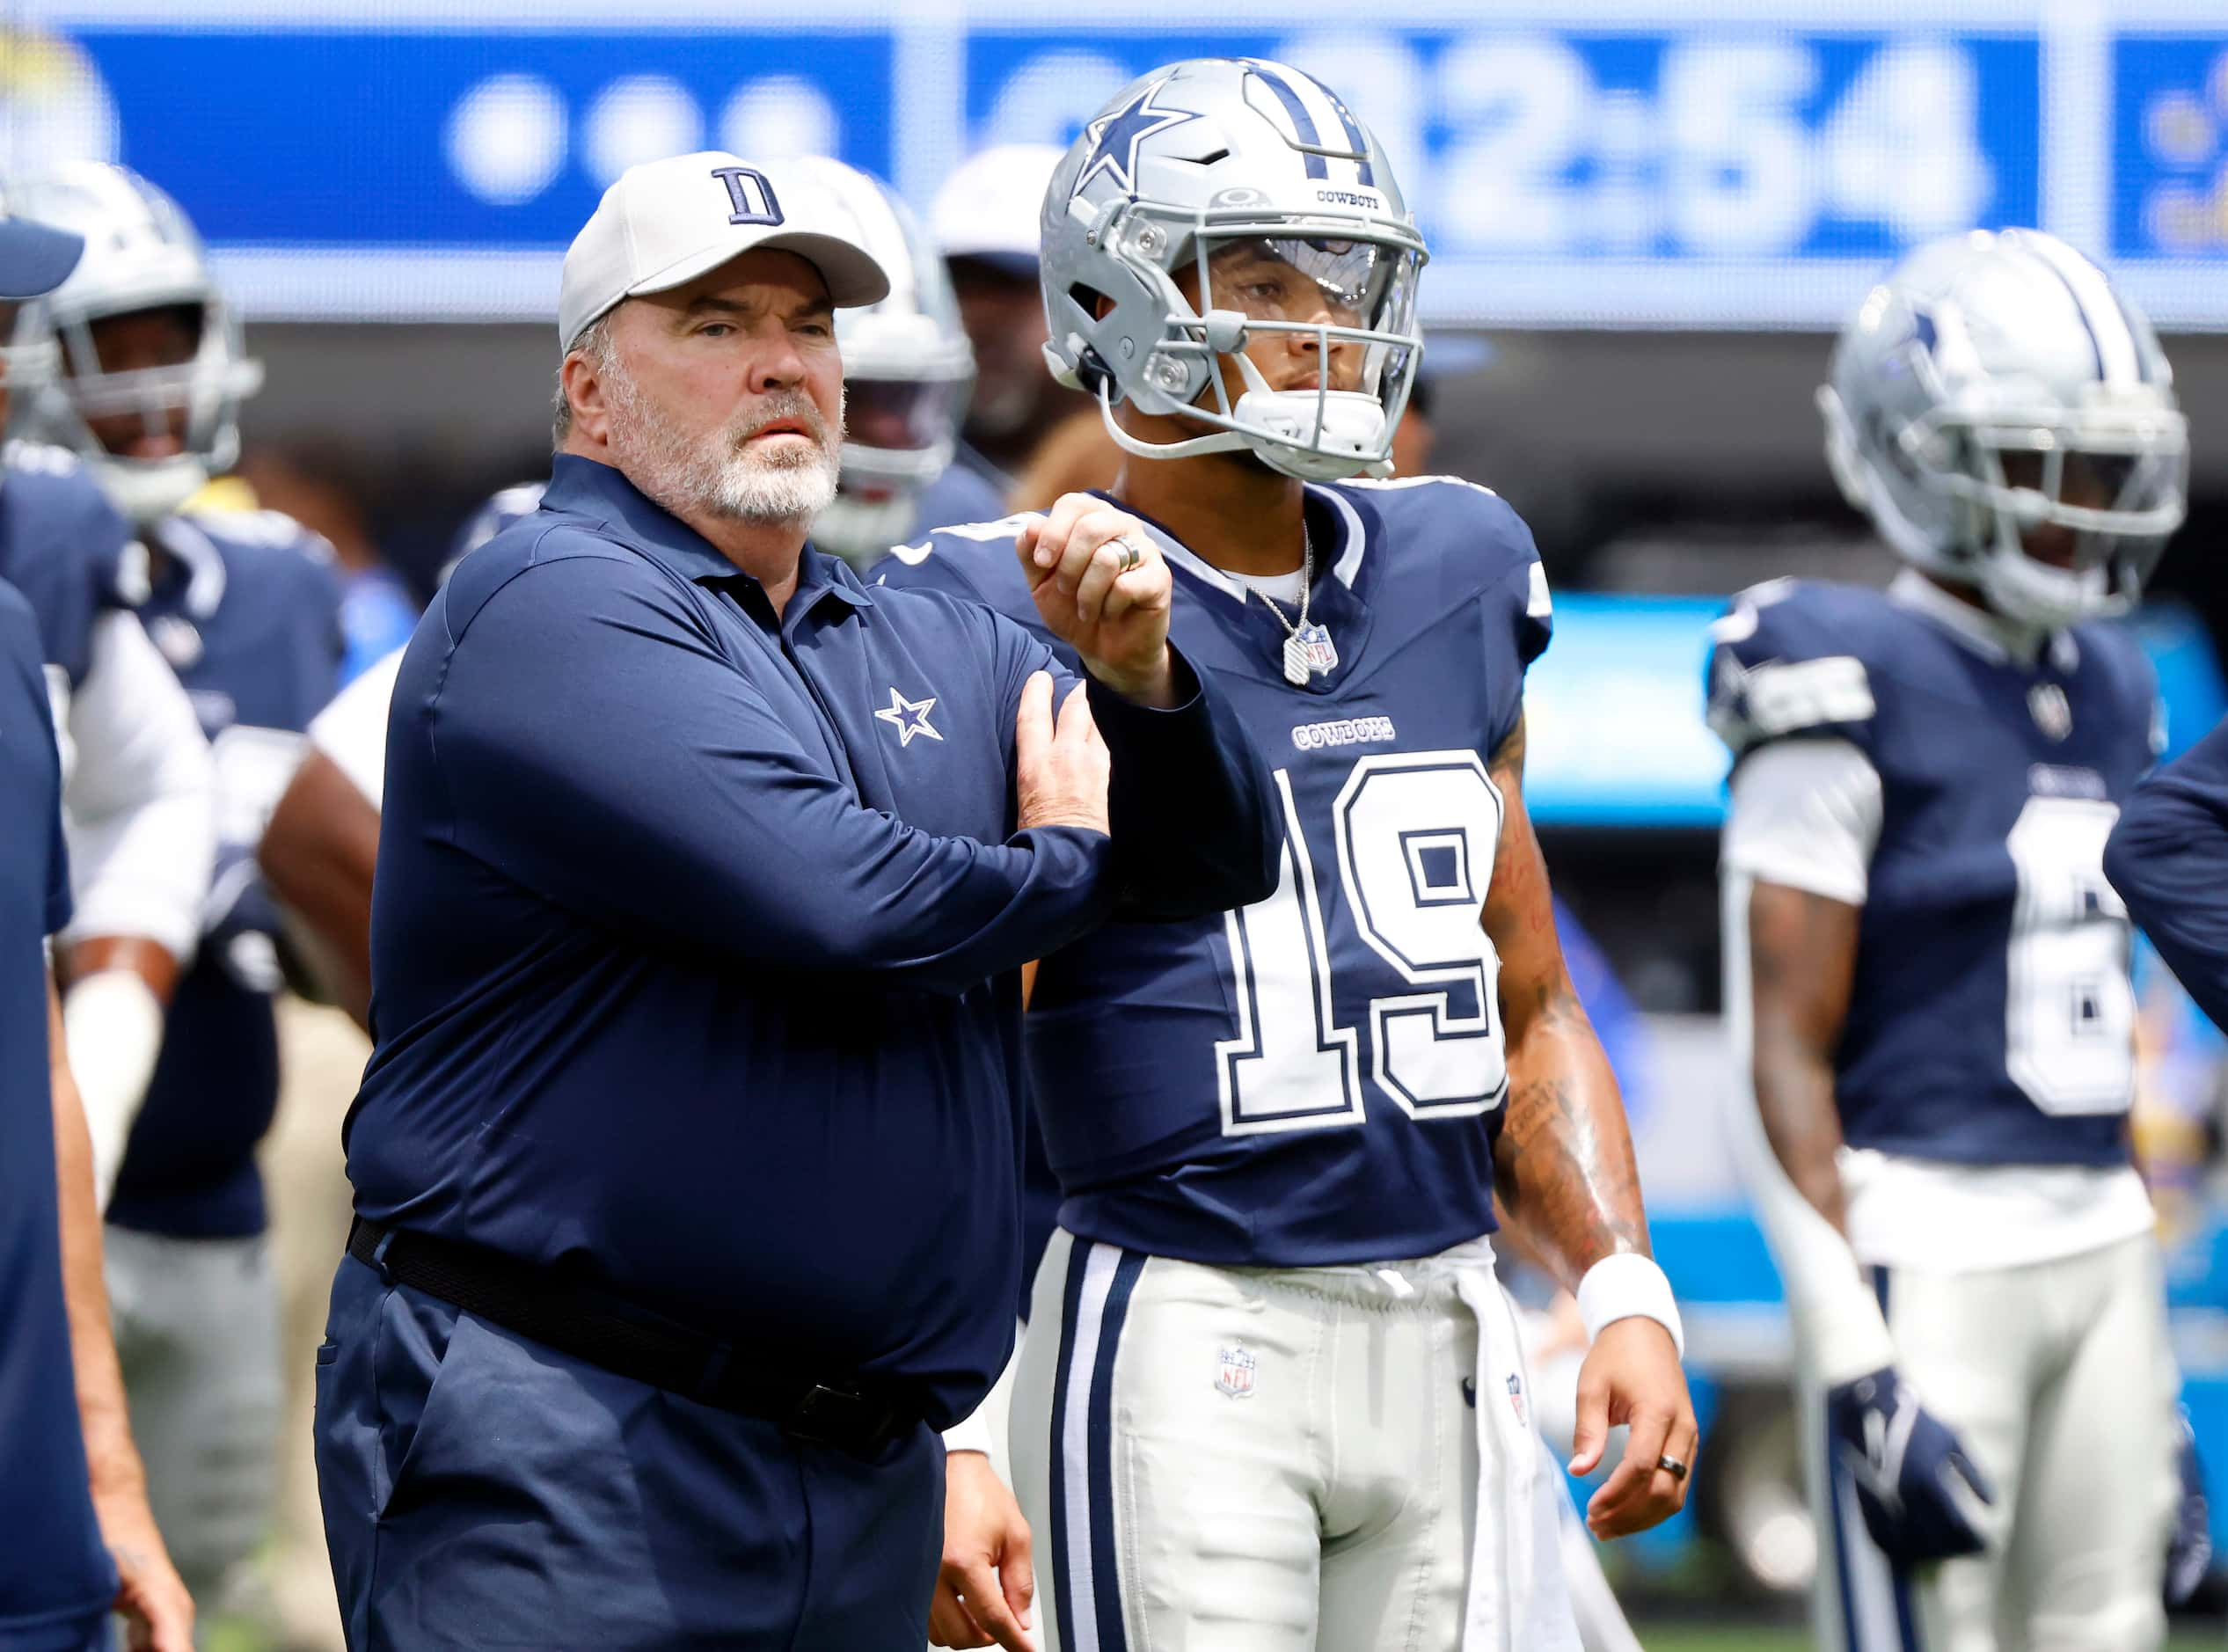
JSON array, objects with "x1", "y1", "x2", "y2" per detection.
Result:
[
  {"x1": 1722, "y1": 738, "x2": 1884, "y2": 904},
  {"x1": 1461, "y1": 487, "x2": 1550, "y2": 757},
  {"x1": 1706, "y1": 581, "x2": 1881, "y2": 764},
  {"x1": 310, "y1": 646, "x2": 404, "y2": 809}
]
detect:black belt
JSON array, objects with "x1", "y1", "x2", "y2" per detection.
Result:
[{"x1": 347, "y1": 1217, "x2": 921, "y2": 1458}]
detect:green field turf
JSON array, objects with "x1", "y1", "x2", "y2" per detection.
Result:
[{"x1": 1635, "y1": 1628, "x2": 2224, "y2": 1651}]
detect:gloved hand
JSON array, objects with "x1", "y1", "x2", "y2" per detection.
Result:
[
  {"x1": 1827, "y1": 1366, "x2": 1994, "y2": 1564},
  {"x1": 2166, "y1": 1406, "x2": 2211, "y2": 1607}
]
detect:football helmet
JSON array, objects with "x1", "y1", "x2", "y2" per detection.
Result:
[
  {"x1": 1820, "y1": 229, "x2": 2186, "y2": 630},
  {"x1": 16, "y1": 161, "x2": 264, "y2": 526},
  {"x1": 1040, "y1": 57, "x2": 1426, "y2": 482},
  {"x1": 787, "y1": 157, "x2": 974, "y2": 564}
]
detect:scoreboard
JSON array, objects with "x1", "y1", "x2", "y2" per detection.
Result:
[{"x1": 18, "y1": 0, "x2": 2228, "y2": 328}]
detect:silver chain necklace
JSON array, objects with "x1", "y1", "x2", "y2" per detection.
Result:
[{"x1": 1248, "y1": 523, "x2": 1338, "y2": 686}]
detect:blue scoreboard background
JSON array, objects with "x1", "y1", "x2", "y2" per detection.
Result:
[{"x1": 11, "y1": 0, "x2": 2225, "y2": 328}]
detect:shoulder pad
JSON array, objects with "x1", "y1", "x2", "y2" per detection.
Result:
[
  {"x1": 1706, "y1": 579, "x2": 1885, "y2": 757},
  {"x1": 1323, "y1": 473, "x2": 1537, "y2": 590},
  {"x1": 888, "y1": 512, "x2": 1040, "y2": 561},
  {"x1": 881, "y1": 513, "x2": 1041, "y2": 579},
  {"x1": 1337, "y1": 472, "x2": 1501, "y2": 501},
  {"x1": 186, "y1": 506, "x2": 339, "y2": 566}
]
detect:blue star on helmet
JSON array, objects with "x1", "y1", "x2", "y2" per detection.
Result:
[{"x1": 1075, "y1": 81, "x2": 1197, "y2": 198}]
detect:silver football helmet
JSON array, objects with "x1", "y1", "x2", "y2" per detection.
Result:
[
  {"x1": 1040, "y1": 57, "x2": 1426, "y2": 482},
  {"x1": 15, "y1": 161, "x2": 264, "y2": 527},
  {"x1": 787, "y1": 157, "x2": 974, "y2": 565},
  {"x1": 1820, "y1": 228, "x2": 2186, "y2": 630}
]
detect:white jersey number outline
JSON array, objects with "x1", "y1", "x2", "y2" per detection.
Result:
[
  {"x1": 2005, "y1": 794, "x2": 2136, "y2": 1116},
  {"x1": 1216, "y1": 750, "x2": 1508, "y2": 1136}
]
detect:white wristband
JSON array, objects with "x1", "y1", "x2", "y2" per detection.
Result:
[
  {"x1": 62, "y1": 968, "x2": 167, "y2": 1214},
  {"x1": 1576, "y1": 1253, "x2": 1685, "y2": 1361}
]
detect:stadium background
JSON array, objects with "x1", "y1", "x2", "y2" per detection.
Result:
[{"x1": 6, "y1": 1, "x2": 2225, "y2": 1646}]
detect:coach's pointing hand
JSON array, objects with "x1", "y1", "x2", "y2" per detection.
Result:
[{"x1": 1018, "y1": 494, "x2": 1176, "y2": 708}]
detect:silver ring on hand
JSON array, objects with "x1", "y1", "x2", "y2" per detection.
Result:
[
  {"x1": 1656, "y1": 1454, "x2": 1689, "y2": 1482},
  {"x1": 1114, "y1": 536, "x2": 1144, "y2": 574}
]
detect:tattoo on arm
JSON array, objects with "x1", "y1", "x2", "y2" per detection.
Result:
[{"x1": 1482, "y1": 709, "x2": 1651, "y2": 1285}]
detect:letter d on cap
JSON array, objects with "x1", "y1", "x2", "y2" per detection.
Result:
[{"x1": 712, "y1": 165, "x2": 783, "y2": 227}]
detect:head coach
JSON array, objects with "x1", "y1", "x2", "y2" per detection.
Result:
[{"x1": 310, "y1": 151, "x2": 1277, "y2": 1650}]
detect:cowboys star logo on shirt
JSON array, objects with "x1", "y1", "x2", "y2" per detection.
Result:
[{"x1": 873, "y1": 686, "x2": 941, "y2": 747}]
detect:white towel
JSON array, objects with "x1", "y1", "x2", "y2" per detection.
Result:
[{"x1": 1454, "y1": 1262, "x2": 1584, "y2": 1652}]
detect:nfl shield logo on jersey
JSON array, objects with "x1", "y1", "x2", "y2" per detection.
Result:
[
  {"x1": 1215, "y1": 1345, "x2": 1258, "y2": 1400},
  {"x1": 2029, "y1": 682, "x2": 2073, "y2": 740},
  {"x1": 1506, "y1": 1372, "x2": 1526, "y2": 1426}
]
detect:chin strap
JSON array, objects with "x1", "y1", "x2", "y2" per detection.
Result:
[{"x1": 1093, "y1": 369, "x2": 1393, "y2": 482}]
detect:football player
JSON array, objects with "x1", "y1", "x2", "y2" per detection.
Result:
[
  {"x1": 0, "y1": 186, "x2": 215, "y2": 1225},
  {"x1": 786, "y1": 157, "x2": 1001, "y2": 569},
  {"x1": 880, "y1": 57, "x2": 1692, "y2": 1651},
  {"x1": 18, "y1": 159, "x2": 344, "y2": 1621},
  {"x1": 930, "y1": 143, "x2": 1079, "y2": 501},
  {"x1": 260, "y1": 479, "x2": 550, "y2": 1030},
  {"x1": 1710, "y1": 229, "x2": 2188, "y2": 1649}
]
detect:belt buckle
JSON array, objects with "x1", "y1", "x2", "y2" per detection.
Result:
[{"x1": 784, "y1": 1382, "x2": 894, "y2": 1452}]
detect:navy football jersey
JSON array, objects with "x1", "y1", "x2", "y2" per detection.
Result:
[
  {"x1": 880, "y1": 477, "x2": 1550, "y2": 1266},
  {"x1": 107, "y1": 508, "x2": 344, "y2": 1239},
  {"x1": 0, "y1": 575, "x2": 118, "y2": 1639},
  {"x1": 0, "y1": 439, "x2": 138, "y2": 698},
  {"x1": 1708, "y1": 577, "x2": 2158, "y2": 1170}
]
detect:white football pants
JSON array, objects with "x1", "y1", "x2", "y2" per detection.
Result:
[
  {"x1": 106, "y1": 1224, "x2": 283, "y2": 1607},
  {"x1": 1805, "y1": 1231, "x2": 2179, "y2": 1652},
  {"x1": 1011, "y1": 1227, "x2": 1581, "y2": 1652}
]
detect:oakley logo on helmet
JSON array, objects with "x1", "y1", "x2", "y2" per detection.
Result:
[{"x1": 712, "y1": 166, "x2": 783, "y2": 228}]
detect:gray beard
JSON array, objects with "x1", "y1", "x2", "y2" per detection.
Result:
[{"x1": 606, "y1": 366, "x2": 843, "y2": 528}]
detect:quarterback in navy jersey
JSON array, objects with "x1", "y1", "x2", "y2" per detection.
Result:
[
  {"x1": 881, "y1": 58, "x2": 1691, "y2": 1652},
  {"x1": 1713, "y1": 230, "x2": 2190, "y2": 1651},
  {"x1": 18, "y1": 159, "x2": 345, "y2": 1618}
]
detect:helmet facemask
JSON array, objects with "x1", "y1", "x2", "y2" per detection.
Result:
[
  {"x1": 1063, "y1": 201, "x2": 1424, "y2": 482},
  {"x1": 1898, "y1": 393, "x2": 2187, "y2": 630},
  {"x1": 35, "y1": 295, "x2": 262, "y2": 527}
]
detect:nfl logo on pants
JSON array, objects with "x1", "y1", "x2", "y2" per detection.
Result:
[{"x1": 1216, "y1": 1345, "x2": 1257, "y2": 1399}]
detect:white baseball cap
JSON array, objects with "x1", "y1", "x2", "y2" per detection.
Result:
[
  {"x1": 930, "y1": 143, "x2": 1065, "y2": 277},
  {"x1": 559, "y1": 150, "x2": 892, "y2": 351}
]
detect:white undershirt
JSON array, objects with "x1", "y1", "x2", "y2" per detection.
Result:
[
  {"x1": 1234, "y1": 567, "x2": 1307, "y2": 606},
  {"x1": 1723, "y1": 738, "x2": 2153, "y2": 1278},
  {"x1": 309, "y1": 646, "x2": 404, "y2": 809}
]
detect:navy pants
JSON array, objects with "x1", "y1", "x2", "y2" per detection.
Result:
[{"x1": 314, "y1": 1254, "x2": 945, "y2": 1650}]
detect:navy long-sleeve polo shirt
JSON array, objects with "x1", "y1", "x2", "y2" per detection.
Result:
[
  {"x1": 342, "y1": 455, "x2": 1275, "y2": 1426},
  {"x1": 2107, "y1": 714, "x2": 2228, "y2": 1033}
]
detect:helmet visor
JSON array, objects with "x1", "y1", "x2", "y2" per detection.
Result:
[{"x1": 1197, "y1": 233, "x2": 1420, "y2": 399}]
